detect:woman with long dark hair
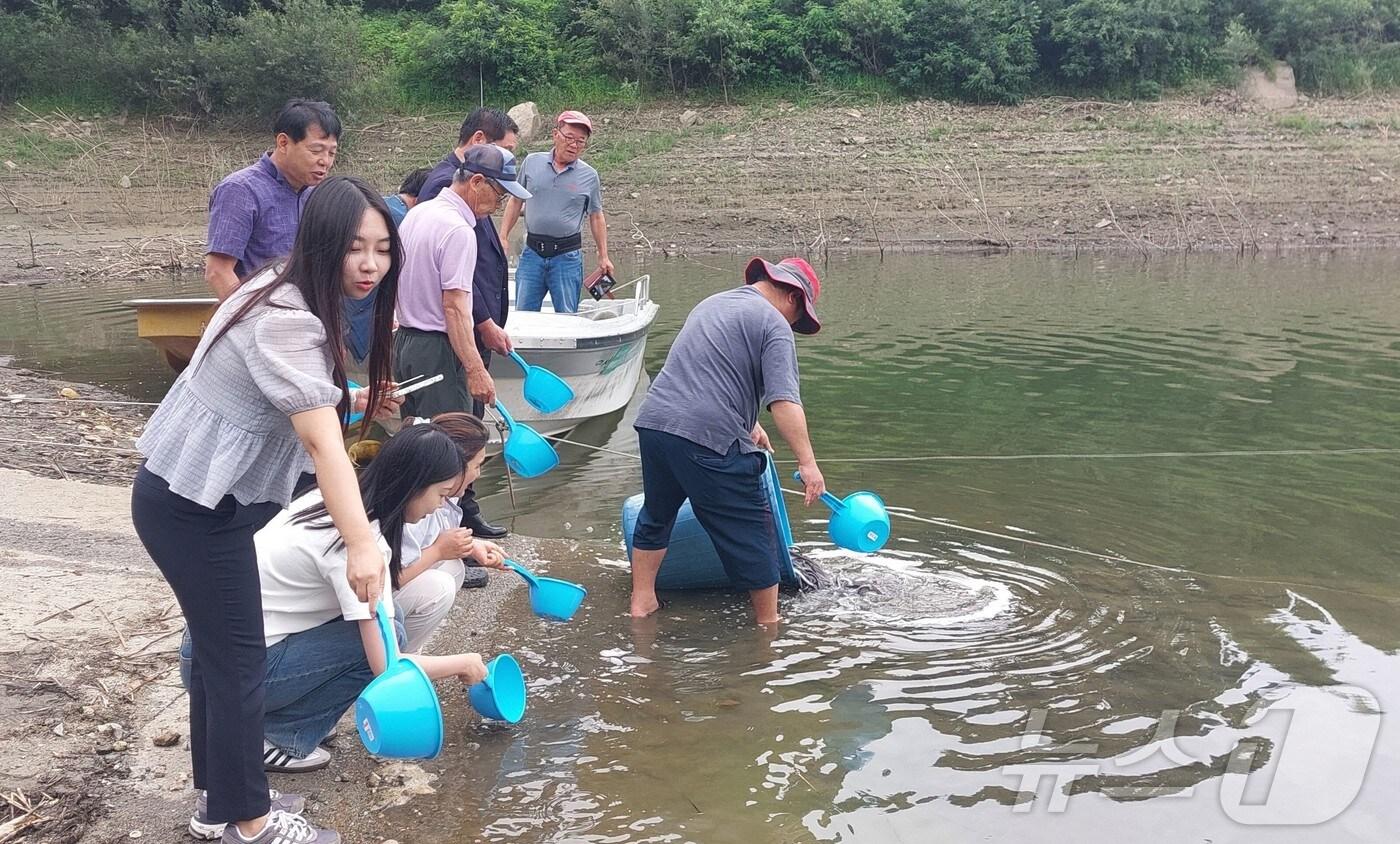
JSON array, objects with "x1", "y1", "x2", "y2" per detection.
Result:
[
  {"x1": 243, "y1": 425, "x2": 489, "y2": 781},
  {"x1": 132, "y1": 175, "x2": 399, "y2": 844}
]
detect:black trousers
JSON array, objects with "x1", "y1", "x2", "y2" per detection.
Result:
[
  {"x1": 394, "y1": 327, "x2": 489, "y2": 520},
  {"x1": 131, "y1": 466, "x2": 280, "y2": 823}
]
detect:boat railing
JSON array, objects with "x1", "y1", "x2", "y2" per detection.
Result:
[{"x1": 577, "y1": 274, "x2": 652, "y2": 321}]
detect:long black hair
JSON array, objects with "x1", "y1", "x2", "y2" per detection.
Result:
[
  {"x1": 202, "y1": 175, "x2": 401, "y2": 437},
  {"x1": 292, "y1": 424, "x2": 464, "y2": 589}
]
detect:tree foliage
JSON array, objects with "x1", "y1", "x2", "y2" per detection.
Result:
[{"x1": 3, "y1": 0, "x2": 1400, "y2": 111}]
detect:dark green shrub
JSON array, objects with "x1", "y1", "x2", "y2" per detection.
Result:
[
  {"x1": 207, "y1": 0, "x2": 363, "y2": 116},
  {"x1": 1041, "y1": 0, "x2": 1214, "y2": 87},
  {"x1": 896, "y1": 0, "x2": 1040, "y2": 103},
  {"x1": 0, "y1": 13, "x2": 38, "y2": 103},
  {"x1": 1294, "y1": 41, "x2": 1369, "y2": 92},
  {"x1": 1366, "y1": 40, "x2": 1400, "y2": 86},
  {"x1": 409, "y1": 0, "x2": 572, "y2": 98}
]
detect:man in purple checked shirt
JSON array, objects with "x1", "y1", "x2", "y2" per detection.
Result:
[{"x1": 204, "y1": 100, "x2": 342, "y2": 300}]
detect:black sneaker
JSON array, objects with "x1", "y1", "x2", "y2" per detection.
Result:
[
  {"x1": 263, "y1": 741, "x2": 331, "y2": 773},
  {"x1": 462, "y1": 567, "x2": 489, "y2": 589},
  {"x1": 189, "y1": 791, "x2": 304, "y2": 840}
]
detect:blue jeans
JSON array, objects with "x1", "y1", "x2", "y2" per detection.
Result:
[
  {"x1": 516, "y1": 246, "x2": 583, "y2": 313},
  {"x1": 180, "y1": 616, "x2": 407, "y2": 759}
]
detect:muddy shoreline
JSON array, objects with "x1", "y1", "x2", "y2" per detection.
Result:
[
  {"x1": 0, "y1": 360, "x2": 601, "y2": 844},
  {"x1": 0, "y1": 458, "x2": 559, "y2": 843},
  {"x1": 3, "y1": 93, "x2": 1400, "y2": 289}
]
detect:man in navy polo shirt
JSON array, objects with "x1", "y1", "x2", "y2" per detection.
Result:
[
  {"x1": 500, "y1": 110, "x2": 613, "y2": 314},
  {"x1": 629, "y1": 257, "x2": 829, "y2": 626},
  {"x1": 204, "y1": 99, "x2": 341, "y2": 300}
]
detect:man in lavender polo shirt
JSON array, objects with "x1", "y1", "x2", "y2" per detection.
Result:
[
  {"x1": 394, "y1": 144, "x2": 530, "y2": 537},
  {"x1": 204, "y1": 100, "x2": 342, "y2": 300}
]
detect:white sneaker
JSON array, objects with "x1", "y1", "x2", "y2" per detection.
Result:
[
  {"x1": 262, "y1": 741, "x2": 332, "y2": 773},
  {"x1": 220, "y1": 810, "x2": 339, "y2": 844},
  {"x1": 189, "y1": 790, "x2": 304, "y2": 840}
]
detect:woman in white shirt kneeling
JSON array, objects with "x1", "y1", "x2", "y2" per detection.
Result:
[
  {"x1": 398, "y1": 412, "x2": 507, "y2": 620},
  {"x1": 253, "y1": 423, "x2": 490, "y2": 772}
]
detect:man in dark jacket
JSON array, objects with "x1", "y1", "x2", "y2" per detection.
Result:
[{"x1": 411, "y1": 109, "x2": 520, "y2": 539}]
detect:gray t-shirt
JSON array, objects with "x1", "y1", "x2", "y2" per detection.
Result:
[
  {"x1": 518, "y1": 152, "x2": 603, "y2": 238},
  {"x1": 635, "y1": 286, "x2": 802, "y2": 454}
]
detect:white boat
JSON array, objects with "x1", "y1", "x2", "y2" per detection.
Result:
[
  {"x1": 488, "y1": 275, "x2": 658, "y2": 441},
  {"x1": 125, "y1": 274, "x2": 660, "y2": 442}
]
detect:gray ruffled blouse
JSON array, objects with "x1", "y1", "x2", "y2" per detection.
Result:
[{"x1": 137, "y1": 270, "x2": 344, "y2": 508}]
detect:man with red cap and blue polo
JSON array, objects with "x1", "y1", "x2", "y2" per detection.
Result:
[
  {"x1": 501, "y1": 110, "x2": 612, "y2": 314},
  {"x1": 628, "y1": 257, "x2": 829, "y2": 625}
]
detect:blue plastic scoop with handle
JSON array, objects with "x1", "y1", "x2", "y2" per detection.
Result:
[
  {"x1": 506, "y1": 351, "x2": 575, "y2": 414},
  {"x1": 493, "y1": 400, "x2": 560, "y2": 478},
  {"x1": 793, "y1": 471, "x2": 891, "y2": 553},
  {"x1": 504, "y1": 559, "x2": 587, "y2": 621},
  {"x1": 354, "y1": 601, "x2": 444, "y2": 759}
]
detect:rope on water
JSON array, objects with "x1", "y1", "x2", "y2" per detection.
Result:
[
  {"x1": 778, "y1": 487, "x2": 1400, "y2": 603},
  {"x1": 774, "y1": 447, "x2": 1400, "y2": 464},
  {"x1": 539, "y1": 433, "x2": 642, "y2": 461}
]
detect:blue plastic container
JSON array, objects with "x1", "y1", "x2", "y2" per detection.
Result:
[
  {"x1": 622, "y1": 453, "x2": 797, "y2": 590},
  {"x1": 508, "y1": 351, "x2": 575, "y2": 415},
  {"x1": 468, "y1": 654, "x2": 527, "y2": 723},
  {"x1": 355, "y1": 603, "x2": 444, "y2": 759},
  {"x1": 493, "y1": 400, "x2": 560, "y2": 478},
  {"x1": 505, "y1": 560, "x2": 587, "y2": 621},
  {"x1": 345, "y1": 380, "x2": 365, "y2": 425},
  {"x1": 794, "y1": 472, "x2": 891, "y2": 553}
]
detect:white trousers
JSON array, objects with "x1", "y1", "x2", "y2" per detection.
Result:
[{"x1": 395, "y1": 558, "x2": 464, "y2": 653}]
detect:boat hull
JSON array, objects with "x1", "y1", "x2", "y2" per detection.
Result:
[
  {"x1": 128, "y1": 298, "x2": 216, "y2": 372},
  {"x1": 125, "y1": 276, "x2": 659, "y2": 440}
]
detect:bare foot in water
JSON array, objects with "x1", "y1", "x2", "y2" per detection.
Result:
[{"x1": 629, "y1": 595, "x2": 661, "y2": 618}]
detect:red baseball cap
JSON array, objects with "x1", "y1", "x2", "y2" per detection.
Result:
[
  {"x1": 556, "y1": 110, "x2": 593, "y2": 134},
  {"x1": 744, "y1": 256, "x2": 822, "y2": 334}
]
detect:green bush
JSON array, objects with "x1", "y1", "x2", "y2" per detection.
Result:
[
  {"x1": 1366, "y1": 40, "x2": 1400, "y2": 86},
  {"x1": 1042, "y1": 0, "x2": 1214, "y2": 88},
  {"x1": 896, "y1": 0, "x2": 1040, "y2": 103},
  {"x1": 1217, "y1": 17, "x2": 1269, "y2": 68},
  {"x1": 408, "y1": 0, "x2": 573, "y2": 98},
  {"x1": 0, "y1": 14, "x2": 39, "y2": 103},
  {"x1": 834, "y1": 0, "x2": 907, "y2": 74},
  {"x1": 6, "y1": 0, "x2": 1400, "y2": 113},
  {"x1": 210, "y1": 0, "x2": 363, "y2": 116}
]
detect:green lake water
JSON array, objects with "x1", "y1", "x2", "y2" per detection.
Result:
[{"x1": 2, "y1": 252, "x2": 1398, "y2": 841}]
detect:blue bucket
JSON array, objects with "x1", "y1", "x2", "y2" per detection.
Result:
[
  {"x1": 799, "y1": 475, "x2": 891, "y2": 553},
  {"x1": 622, "y1": 454, "x2": 798, "y2": 590},
  {"x1": 468, "y1": 654, "x2": 527, "y2": 723},
  {"x1": 494, "y1": 401, "x2": 559, "y2": 478},
  {"x1": 354, "y1": 602, "x2": 444, "y2": 759},
  {"x1": 505, "y1": 560, "x2": 587, "y2": 621},
  {"x1": 508, "y1": 351, "x2": 575, "y2": 415}
]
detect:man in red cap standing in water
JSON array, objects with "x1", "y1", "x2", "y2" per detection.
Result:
[
  {"x1": 502, "y1": 110, "x2": 612, "y2": 313},
  {"x1": 628, "y1": 257, "x2": 829, "y2": 625}
]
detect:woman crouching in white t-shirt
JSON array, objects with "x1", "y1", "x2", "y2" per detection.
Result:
[
  {"x1": 251, "y1": 424, "x2": 489, "y2": 773},
  {"x1": 398, "y1": 412, "x2": 508, "y2": 614}
]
